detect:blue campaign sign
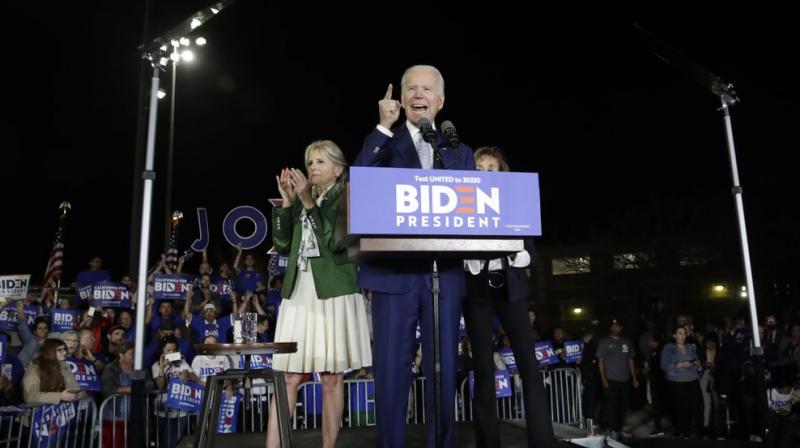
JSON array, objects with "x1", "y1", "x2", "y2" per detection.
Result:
[
  {"x1": 217, "y1": 393, "x2": 241, "y2": 433},
  {"x1": 349, "y1": 167, "x2": 541, "y2": 237},
  {"x1": 0, "y1": 304, "x2": 14, "y2": 332},
  {"x1": 66, "y1": 358, "x2": 101, "y2": 392},
  {"x1": 249, "y1": 354, "x2": 272, "y2": 369},
  {"x1": 498, "y1": 348, "x2": 517, "y2": 371},
  {"x1": 495, "y1": 370, "x2": 512, "y2": 398},
  {"x1": 77, "y1": 285, "x2": 93, "y2": 302},
  {"x1": 50, "y1": 309, "x2": 80, "y2": 332},
  {"x1": 0, "y1": 303, "x2": 40, "y2": 332},
  {"x1": 91, "y1": 281, "x2": 131, "y2": 308},
  {"x1": 209, "y1": 281, "x2": 233, "y2": 300},
  {"x1": 30, "y1": 402, "x2": 77, "y2": 447},
  {"x1": 0, "y1": 334, "x2": 6, "y2": 365},
  {"x1": 165, "y1": 379, "x2": 204, "y2": 413},
  {"x1": 468, "y1": 370, "x2": 513, "y2": 399},
  {"x1": 534, "y1": 341, "x2": 559, "y2": 366},
  {"x1": 564, "y1": 340, "x2": 583, "y2": 364},
  {"x1": 153, "y1": 274, "x2": 192, "y2": 300}
]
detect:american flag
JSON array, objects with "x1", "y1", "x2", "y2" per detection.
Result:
[
  {"x1": 43, "y1": 214, "x2": 66, "y2": 294},
  {"x1": 165, "y1": 222, "x2": 179, "y2": 271}
]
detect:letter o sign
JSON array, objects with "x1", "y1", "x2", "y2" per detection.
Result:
[{"x1": 222, "y1": 206, "x2": 268, "y2": 250}]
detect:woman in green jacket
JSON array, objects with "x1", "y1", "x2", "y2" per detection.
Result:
[{"x1": 266, "y1": 140, "x2": 372, "y2": 448}]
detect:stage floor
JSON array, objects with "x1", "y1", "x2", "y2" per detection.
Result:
[
  {"x1": 179, "y1": 421, "x2": 583, "y2": 447},
  {"x1": 179, "y1": 422, "x2": 762, "y2": 447}
]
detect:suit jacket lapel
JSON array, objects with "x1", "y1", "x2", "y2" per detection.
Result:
[{"x1": 395, "y1": 125, "x2": 422, "y2": 169}]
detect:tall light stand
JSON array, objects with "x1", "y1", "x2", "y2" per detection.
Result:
[
  {"x1": 164, "y1": 55, "x2": 177, "y2": 252},
  {"x1": 634, "y1": 22, "x2": 769, "y2": 441}
]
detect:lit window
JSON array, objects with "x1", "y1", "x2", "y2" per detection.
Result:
[
  {"x1": 613, "y1": 252, "x2": 654, "y2": 270},
  {"x1": 552, "y1": 256, "x2": 591, "y2": 275}
]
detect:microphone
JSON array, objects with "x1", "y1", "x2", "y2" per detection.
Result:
[
  {"x1": 440, "y1": 120, "x2": 460, "y2": 149},
  {"x1": 417, "y1": 117, "x2": 437, "y2": 145}
]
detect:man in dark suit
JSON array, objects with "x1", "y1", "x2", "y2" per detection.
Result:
[{"x1": 353, "y1": 65, "x2": 475, "y2": 448}]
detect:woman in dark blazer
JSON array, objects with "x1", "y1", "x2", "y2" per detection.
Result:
[{"x1": 463, "y1": 146, "x2": 554, "y2": 448}]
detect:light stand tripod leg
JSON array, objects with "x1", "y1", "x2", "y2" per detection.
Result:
[{"x1": 719, "y1": 96, "x2": 769, "y2": 441}]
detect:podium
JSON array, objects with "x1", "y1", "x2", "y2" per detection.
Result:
[{"x1": 338, "y1": 167, "x2": 541, "y2": 447}]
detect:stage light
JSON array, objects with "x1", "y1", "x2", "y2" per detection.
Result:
[
  {"x1": 195, "y1": 37, "x2": 207, "y2": 46},
  {"x1": 179, "y1": 37, "x2": 190, "y2": 47},
  {"x1": 157, "y1": 88, "x2": 166, "y2": 99},
  {"x1": 571, "y1": 307, "x2": 583, "y2": 316},
  {"x1": 181, "y1": 50, "x2": 194, "y2": 62},
  {"x1": 190, "y1": 18, "x2": 201, "y2": 29}
]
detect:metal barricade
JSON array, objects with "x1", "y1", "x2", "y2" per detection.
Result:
[
  {"x1": 542, "y1": 367, "x2": 583, "y2": 426},
  {"x1": 0, "y1": 398, "x2": 97, "y2": 448},
  {"x1": 294, "y1": 378, "x2": 376, "y2": 429},
  {"x1": 456, "y1": 368, "x2": 584, "y2": 427},
  {"x1": 457, "y1": 374, "x2": 525, "y2": 422}
]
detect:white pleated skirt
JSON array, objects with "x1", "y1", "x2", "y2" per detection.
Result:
[{"x1": 272, "y1": 264, "x2": 372, "y2": 373}]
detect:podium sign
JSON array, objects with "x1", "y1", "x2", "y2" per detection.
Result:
[{"x1": 347, "y1": 167, "x2": 541, "y2": 237}]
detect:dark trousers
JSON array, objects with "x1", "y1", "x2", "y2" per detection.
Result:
[
  {"x1": 371, "y1": 283, "x2": 461, "y2": 448},
  {"x1": 603, "y1": 380, "x2": 630, "y2": 432},
  {"x1": 463, "y1": 295, "x2": 555, "y2": 448},
  {"x1": 669, "y1": 380, "x2": 703, "y2": 435}
]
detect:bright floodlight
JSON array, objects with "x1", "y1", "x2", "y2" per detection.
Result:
[
  {"x1": 195, "y1": 37, "x2": 207, "y2": 46},
  {"x1": 157, "y1": 88, "x2": 166, "y2": 99},
  {"x1": 159, "y1": 57, "x2": 169, "y2": 66},
  {"x1": 171, "y1": 39, "x2": 180, "y2": 48},
  {"x1": 181, "y1": 50, "x2": 195, "y2": 62},
  {"x1": 572, "y1": 307, "x2": 583, "y2": 315},
  {"x1": 712, "y1": 285, "x2": 726, "y2": 293},
  {"x1": 190, "y1": 18, "x2": 202, "y2": 29},
  {"x1": 160, "y1": 45, "x2": 168, "y2": 52},
  {"x1": 179, "y1": 37, "x2": 190, "y2": 47},
  {"x1": 170, "y1": 51, "x2": 181, "y2": 62},
  {"x1": 210, "y1": 8, "x2": 219, "y2": 14}
]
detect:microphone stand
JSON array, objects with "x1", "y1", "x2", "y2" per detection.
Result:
[{"x1": 425, "y1": 134, "x2": 445, "y2": 447}]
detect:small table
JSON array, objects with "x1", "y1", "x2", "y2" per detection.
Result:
[{"x1": 192, "y1": 342, "x2": 297, "y2": 448}]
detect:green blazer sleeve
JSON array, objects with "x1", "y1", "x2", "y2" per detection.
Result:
[{"x1": 271, "y1": 185, "x2": 359, "y2": 300}]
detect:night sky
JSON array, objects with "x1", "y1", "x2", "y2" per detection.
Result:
[{"x1": 5, "y1": 4, "x2": 798, "y2": 286}]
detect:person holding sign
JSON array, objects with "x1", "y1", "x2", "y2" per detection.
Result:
[
  {"x1": 15, "y1": 299, "x2": 51, "y2": 367},
  {"x1": 352, "y1": 64, "x2": 476, "y2": 448},
  {"x1": 267, "y1": 140, "x2": 372, "y2": 448},
  {"x1": 22, "y1": 338, "x2": 83, "y2": 404},
  {"x1": 151, "y1": 336, "x2": 199, "y2": 448},
  {"x1": 463, "y1": 146, "x2": 554, "y2": 447}
]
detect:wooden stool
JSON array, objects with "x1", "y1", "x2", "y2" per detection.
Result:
[{"x1": 192, "y1": 342, "x2": 297, "y2": 448}]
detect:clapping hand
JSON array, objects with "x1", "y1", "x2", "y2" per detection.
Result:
[{"x1": 276, "y1": 168, "x2": 297, "y2": 207}]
